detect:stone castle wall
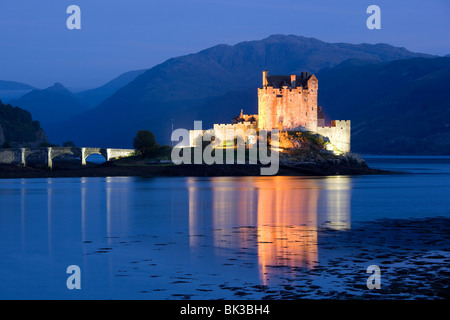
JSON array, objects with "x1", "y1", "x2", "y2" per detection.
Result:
[
  {"x1": 189, "y1": 122, "x2": 257, "y2": 147},
  {"x1": 316, "y1": 120, "x2": 351, "y2": 153},
  {"x1": 189, "y1": 130, "x2": 204, "y2": 147},
  {"x1": 258, "y1": 74, "x2": 318, "y2": 132},
  {"x1": 213, "y1": 122, "x2": 257, "y2": 143}
]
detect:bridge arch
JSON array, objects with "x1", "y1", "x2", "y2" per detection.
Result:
[
  {"x1": 0, "y1": 147, "x2": 135, "y2": 169},
  {"x1": 81, "y1": 148, "x2": 109, "y2": 166},
  {"x1": 22, "y1": 148, "x2": 51, "y2": 168},
  {"x1": 84, "y1": 153, "x2": 107, "y2": 164}
]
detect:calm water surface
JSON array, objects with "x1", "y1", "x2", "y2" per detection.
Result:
[{"x1": 0, "y1": 156, "x2": 449, "y2": 299}]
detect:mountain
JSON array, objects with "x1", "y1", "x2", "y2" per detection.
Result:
[
  {"x1": 195, "y1": 88, "x2": 258, "y2": 127},
  {"x1": 46, "y1": 34, "x2": 433, "y2": 148},
  {"x1": 0, "y1": 80, "x2": 34, "y2": 91},
  {"x1": 10, "y1": 83, "x2": 88, "y2": 129},
  {"x1": 76, "y1": 69, "x2": 147, "y2": 108},
  {"x1": 0, "y1": 100, "x2": 48, "y2": 147},
  {"x1": 316, "y1": 57, "x2": 450, "y2": 154},
  {"x1": 0, "y1": 80, "x2": 36, "y2": 103}
]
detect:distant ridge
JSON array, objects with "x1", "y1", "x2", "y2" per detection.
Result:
[
  {"x1": 0, "y1": 80, "x2": 35, "y2": 102},
  {"x1": 0, "y1": 80, "x2": 35, "y2": 91},
  {"x1": 76, "y1": 69, "x2": 147, "y2": 108},
  {"x1": 317, "y1": 57, "x2": 450, "y2": 154},
  {"x1": 46, "y1": 34, "x2": 434, "y2": 149},
  {"x1": 10, "y1": 83, "x2": 87, "y2": 129}
]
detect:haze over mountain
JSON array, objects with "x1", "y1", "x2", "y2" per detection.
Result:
[
  {"x1": 0, "y1": 80, "x2": 34, "y2": 91},
  {"x1": 176, "y1": 57, "x2": 450, "y2": 155},
  {"x1": 46, "y1": 34, "x2": 433, "y2": 149},
  {"x1": 0, "y1": 80, "x2": 36, "y2": 103},
  {"x1": 76, "y1": 69, "x2": 147, "y2": 108},
  {"x1": 10, "y1": 83, "x2": 88, "y2": 129},
  {"x1": 317, "y1": 57, "x2": 450, "y2": 154}
]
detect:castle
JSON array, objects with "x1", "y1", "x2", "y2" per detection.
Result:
[{"x1": 190, "y1": 71, "x2": 351, "y2": 154}]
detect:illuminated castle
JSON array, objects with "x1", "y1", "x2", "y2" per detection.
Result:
[
  {"x1": 190, "y1": 71, "x2": 351, "y2": 154},
  {"x1": 258, "y1": 71, "x2": 321, "y2": 131}
]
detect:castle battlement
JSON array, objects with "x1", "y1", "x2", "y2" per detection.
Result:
[
  {"x1": 214, "y1": 124, "x2": 236, "y2": 129},
  {"x1": 214, "y1": 121, "x2": 256, "y2": 130},
  {"x1": 331, "y1": 120, "x2": 351, "y2": 126},
  {"x1": 258, "y1": 86, "x2": 305, "y2": 95}
]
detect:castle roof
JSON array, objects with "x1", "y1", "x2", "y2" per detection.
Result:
[{"x1": 266, "y1": 72, "x2": 312, "y2": 88}]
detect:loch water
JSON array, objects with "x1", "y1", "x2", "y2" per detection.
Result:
[{"x1": 0, "y1": 156, "x2": 449, "y2": 299}]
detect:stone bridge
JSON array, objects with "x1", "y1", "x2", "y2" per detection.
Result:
[{"x1": 0, "y1": 147, "x2": 135, "y2": 169}]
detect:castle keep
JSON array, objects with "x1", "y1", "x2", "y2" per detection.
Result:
[
  {"x1": 190, "y1": 71, "x2": 351, "y2": 154},
  {"x1": 258, "y1": 71, "x2": 320, "y2": 132}
]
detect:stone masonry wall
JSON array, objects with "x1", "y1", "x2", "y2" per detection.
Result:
[
  {"x1": 258, "y1": 75, "x2": 318, "y2": 132},
  {"x1": 316, "y1": 120, "x2": 351, "y2": 153},
  {"x1": 189, "y1": 122, "x2": 258, "y2": 147}
]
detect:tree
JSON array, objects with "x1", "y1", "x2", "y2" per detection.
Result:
[
  {"x1": 2, "y1": 141, "x2": 12, "y2": 149},
  {"x1": 133, "y1": 130, "x2": 157, "y2": 158}
]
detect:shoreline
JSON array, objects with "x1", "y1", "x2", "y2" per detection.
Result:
[{"x1": 0, "y1": 161, "x2": 393, "y2": 179}]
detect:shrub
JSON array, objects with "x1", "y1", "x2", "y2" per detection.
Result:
[
  {"x1": 133, "y1": 130, "x2": 158, "y2": 158},
  {"x1": 2, "y1": 141, "x2": 12, "y2": 148}
]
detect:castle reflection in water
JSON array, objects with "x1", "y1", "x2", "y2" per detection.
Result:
[
  {"x1": 187, "y1": 176, "x2": 351, "y2": 284},
  {"x1": 7, "y1": 175, "x2": 351, "y2": 289}
]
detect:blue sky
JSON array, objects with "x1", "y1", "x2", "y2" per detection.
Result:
[{"x1": 0, "y1": 0, "x2": 449, "y2": 89}]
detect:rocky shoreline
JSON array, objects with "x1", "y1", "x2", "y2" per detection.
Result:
[{"x1": 0, "y1": 156, "x2": 389, "y2": 179}]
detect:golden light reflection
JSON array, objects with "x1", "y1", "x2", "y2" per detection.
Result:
[
  {"x1": 187, "y1": 178, "x2": 209, "y2": 247},
  {"x1": 255, "y1": 177, "x2": 319, "y2": 284},
  {"x1": 187, "y1": 176, "x2": 351, "y2": 284}
]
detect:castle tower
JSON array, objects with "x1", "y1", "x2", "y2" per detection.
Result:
[{"x1": 258, "y1": 71, "x2": 318, "y2": 132}]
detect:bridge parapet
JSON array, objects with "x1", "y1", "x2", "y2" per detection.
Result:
[
  {"x1": 0, "y1": 147, "x2": 135, "y2": 169},
  {"x1": 51, "y1": 147, "x2": 83, "y2": 158},
  {"x1": 108, "y1": 149, "x2": 135, "y2": 160}
]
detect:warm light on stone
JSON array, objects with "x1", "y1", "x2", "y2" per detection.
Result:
[{"x1": 189, "y1": 71, "x2": 351, "y2": 155}]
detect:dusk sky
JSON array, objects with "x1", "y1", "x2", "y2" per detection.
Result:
[{"x1": 0, "y1": 0, "x2": 449, "y2": 89}]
